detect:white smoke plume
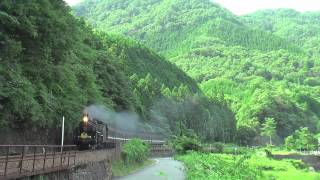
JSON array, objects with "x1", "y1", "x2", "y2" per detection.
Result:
[{"x1": 83, "y1": 105, "x2": 143, "y2": 132}]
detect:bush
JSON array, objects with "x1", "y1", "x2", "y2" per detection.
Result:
[
  {"x1": 170, "y1": 135, "x2": 202, "y2": 154},
  {"x1": 285, "y1": 127, "x2": 318, "y2": 151},
  {"x1": 236, "y1": 126, "x2": 257, "y2": 146},
  {"x1": 121, "y1": 139, "x2": 150, "y2": 164},
  {"x1": 210, "y1": 142, "x2": 224, "y2": 153},
  {"x1": 176, "y1": 152, "x2": 262, "y2": 180}
]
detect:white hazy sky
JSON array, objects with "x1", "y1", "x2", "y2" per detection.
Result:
[
  {"x1": 65, "y1": 0, "x2": 320, "y2": 15},
  {"x1": 64, "y1": 0, "x2": 83, "y2": 6}
]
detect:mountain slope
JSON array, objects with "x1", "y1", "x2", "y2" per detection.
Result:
[
  {"x1": 242, "y1": 9, "x2": 320, "y2": 57},
  {"x1": 97, "y1": 33, "x2": 199, "y2": 92},
  {"x1": 74, "y1": 0, "x2": 301, "y2": 57},
  {"x1": 0, "y1": 0, "x2": 237, "y2": 143},
  {"x1": 74, "y1": 0, "x2": 320, "y2": 143},
  {"x1": 0, "y1": 0, "x2": 197, "y2": 129}
]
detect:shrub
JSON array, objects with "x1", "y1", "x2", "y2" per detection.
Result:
[
  {"x1": 236, "y1": 126, "x2": 257, "y2": 146},
  {"x1": 284, "y1": 135, "x2": 296, "y2": 150},
  {"x1": 121, "y1": 138, "x2": 150, "y2": 164},
  {"x1": 170, "y1": 135, "x2": 202, "y2": 154},
  {"x1": 176, "y1": 152, "x2": 262, "y2": 180},
  {"x1": 264, "y1": 149, "x2": 273, "y2": 158},
  {"x1": 285, "y1": 127, "x2": 318, "y2": 151},
  {"x1": 211, "y1": 142, "x2": 224, "y2": 153}
]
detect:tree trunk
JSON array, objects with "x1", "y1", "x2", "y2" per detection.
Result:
[{"x1": 269, "y1": 136, "x2": 272, "y2": 145}]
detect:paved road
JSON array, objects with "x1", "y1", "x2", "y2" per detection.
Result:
[{"x1": 115, "y1": 157, "x2": 185, "y2": 180}]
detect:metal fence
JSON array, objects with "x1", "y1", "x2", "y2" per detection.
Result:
[
  {"x1": 150, "y1": 144, "x2": 174, "y2": 157},
  {"x1": 0, "y1": 145, "x2": 76, "y2": 179}
]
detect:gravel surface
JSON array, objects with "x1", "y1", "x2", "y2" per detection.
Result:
[{"x1": 115, "y1": 157, "x2": 185, "y2": 180}]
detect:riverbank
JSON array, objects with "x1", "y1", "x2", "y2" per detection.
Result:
[{"x1": 112, "y1": 159, "x2": 156, "y2": 178}]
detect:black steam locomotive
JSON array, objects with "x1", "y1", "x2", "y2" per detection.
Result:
[{"x1": 73, "y1": 113, "x2": 109, "y2": 149}]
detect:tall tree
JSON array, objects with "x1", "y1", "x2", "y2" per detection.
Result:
[{"x1": 261, "y1": 117, "x2": 276, "y2": 145}]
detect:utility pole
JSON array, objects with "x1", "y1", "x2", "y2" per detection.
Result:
[{"x1": 61, "y1": 116, "x2": 65, "y2": 153}]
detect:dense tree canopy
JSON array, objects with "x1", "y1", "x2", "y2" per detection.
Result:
[
  {"x1": 242, "y1": 9, "x2": 320, "y2": 58},
  {"x1": 0, "y1": 0, "x2": 236, "y2": 143},
  {"x1": 74, "y1": 0, "x2": 320, "y2": 144},
  {"x1": 0, "y1": 0, "x2": 136, "y2": 130},
  {"x1": 74, "y1": 0, "x2": 300, "y2": 56}
]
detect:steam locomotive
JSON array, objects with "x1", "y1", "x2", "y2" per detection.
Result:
[{"x1": 73, "y1": 113, "x2": 109, "y2": 149}]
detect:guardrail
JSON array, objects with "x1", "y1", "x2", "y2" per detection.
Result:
[
  {"x1": 0, "y1": 145, "x2": 76, "y2": 179},
  {"x1": 150, "y1": 144, "x2": 173, "y2": 157}
]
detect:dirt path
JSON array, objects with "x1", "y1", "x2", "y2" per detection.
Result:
[{"x1": 115, "y1": 157, "x2": 185, "y2": 180}]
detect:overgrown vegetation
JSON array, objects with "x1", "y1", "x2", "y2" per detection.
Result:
[
  {"x1": 177, "y1": 151, "x2": 320, "y2": 180},
  {"x1": 121, "y1": 138, "x2": 150, "y2": 164},
  {"x1": 170, "y1": 134, "x2": 202, "y2": 154},
  {"x1": 112, "y1": 138, "x2": 152, "y2": 177},
  {"x1": 285, "y1": 127, "x2": 318, "y2": 151}
]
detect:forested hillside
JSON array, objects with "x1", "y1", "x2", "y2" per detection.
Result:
[
  {"x1": 243, "y1": 9, "x2": 320, "y2": 58},
  {"x1": 0, "y1": 0, "x2": 137, "y2": 131},
  {"x1": 75, "y1": 0, "x2": 320, "y2": 144},
  {"x1": 0, "y1": 0, "x2": 236, "y2": 142},
  {"x1": 96, "y1": 33, "x2": 199, "y2": 91},
  {"x1": 74, "y1": 0, "x2": 300, "y2": 57}
]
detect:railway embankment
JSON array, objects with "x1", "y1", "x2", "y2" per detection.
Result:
[
  {"x1": 16, "y1": 149, "x2": 120, "y2": 180},
  {"x1": 1, "y1": 142, "x2": 172, "y2": 179}
]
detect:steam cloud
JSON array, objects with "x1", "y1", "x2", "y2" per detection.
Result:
[{"x1": 83, "y1": 105, "x2": 143, "y2": 132}]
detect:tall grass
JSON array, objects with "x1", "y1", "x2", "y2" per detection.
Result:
[
  {"x1": 177, "y1": 152, "x2": 320, "y2": 180},
  {"x1": 112, "y1": 138, "x2": 152, "y2": 177}
]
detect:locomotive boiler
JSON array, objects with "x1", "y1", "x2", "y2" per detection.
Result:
[{"x1": 73, "y1": 113, "x2": 109, "y2": 149}]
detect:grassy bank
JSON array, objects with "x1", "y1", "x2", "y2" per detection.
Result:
[
  {"x1": 111, "y1": 159, "x2": 155, "y2": 177},
  {"x1": 176, "y1": 152, "x2": 320, "y2": 180},
  {"x1": 112, "y1": 138, "x2": 152, "y2": 177}
]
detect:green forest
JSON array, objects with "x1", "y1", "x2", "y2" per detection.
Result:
[
  {"x1": 2, "y1": 0, "x2": 320, "y2": 179},
  {"x1": 1, "y1": 0, "x2": 320, "y2": 146},
  {"x1": 0, "y1": 0, "x2": 235, "y2": 143},
  {"x1": 74, "y1": 0, "x2": 320, "y2": 145}
]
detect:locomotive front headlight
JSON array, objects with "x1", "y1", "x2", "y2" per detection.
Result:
[{"x1": 83, "y1": 115, "x2": 89, "y2": 123}]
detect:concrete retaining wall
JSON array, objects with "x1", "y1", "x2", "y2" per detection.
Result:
[{"x1": 21, "y1": 160, "x2": 112, "y2": 180}]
